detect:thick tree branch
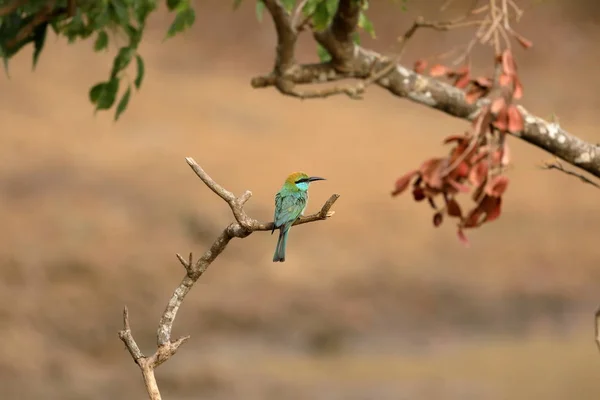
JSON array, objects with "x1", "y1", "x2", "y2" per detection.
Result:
[
  {"x1": 251, "y1": 3, "x2": 600, "y2": 179},
  {"x1": 119, "y1": 157, "x2": 339, "y2": 400}
]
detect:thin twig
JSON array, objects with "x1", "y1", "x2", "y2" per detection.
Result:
[{"x1": 540, "y1": 157, "x2": 600, "y2": 189}]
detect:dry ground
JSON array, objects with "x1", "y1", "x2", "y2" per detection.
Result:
[{"x1": 0, "y1": 1, "x2": 599, "y2": 399}]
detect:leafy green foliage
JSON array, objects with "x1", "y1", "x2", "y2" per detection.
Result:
[
  {"x1": 0, "y1": 0, "x2": 196, "y2": 120},
  {"x1": 243, "y1": 0, "x2": 379, "y2": 62}
]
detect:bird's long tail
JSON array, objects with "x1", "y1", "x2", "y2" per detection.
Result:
[{"x1": 273, "y1": 227, "x2": 290, "y2": 262}]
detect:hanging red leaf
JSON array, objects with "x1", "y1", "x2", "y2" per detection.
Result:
[
  {"x1": 501, "y1": 49, "x2": 517, "y2": 75},
  {"x1": 463, "y1": 207, "x2": 483, "y2": 228},
  {"x1": 486, "y1": 175, "x2": 509, "y2": 197},
  {"x1": 473, "y1": 77, "x2": 493, "y2": 88},
  {"x1": 498, "y1": 73, "x2": 513, "y2": 87},
  {"x1": 391, "y1": 170, "x2": 418, "y2": 196},
  {"x1": 454, "y1": 71, "x2": 471, "y2": 89},
  {"x1": 490, "y1": 97, "x2": 506, "y2": 114},
  {"x1": 457, "y1": 228, "x2": 470, "y2": 247},
  {"x1": 507, "y1": 105, "x2": 524, "y2": 133},
  {"x1": 484, "y1": 197, "x2": 502, "y2": 222},
  {"x1": 492, "y1": 106, "x2": 509, "y2": 131},
  {"x1": 419, "y1": 158, "x2": 444, "y2": 189},
  {"x1": 446, "y1": 198, "x2": 462, "y2": 218},
  {"x1": 414, "y1": 59, "x2": 428, "y2": 74},
  {"x1": 433, "y1": 211, "x2": 444, "y2": 227},
  {"x1": 448, "y1": 179, "x2": 471, "y2": 193},
  {"x1": 412, "y1": 187, "x2": 425, "y2": 201},
  {"x1": 514, "y1": 33, "x2": 533, "y2": 49},
  {"x1": 429, "y1": 64, "x2": 450, "y2": 77},
  {"x1": 513, "y1": 76, "x2": 524, "y2": 100},
  {"x1": 501, "y1": 142, "x2": 511, "y2": 166},
  {"x1": 443, "y1": 134, "x2": 468, "y2": 145},
  {"x1": 469, "y1": 162, "x2": 488, "y2": 187},
  {"x1": 465, "y1": 88, "x2": 484, "y2": 104}
]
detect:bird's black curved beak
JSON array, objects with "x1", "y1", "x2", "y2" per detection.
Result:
[{"x1": 308, "y1": 176, "x2": 326, "y2": 182}]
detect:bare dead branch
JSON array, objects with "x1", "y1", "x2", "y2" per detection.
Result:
[
  {"x1": 119, "y1": 157, "x2": 339, "y2": 400},
  {"x1": 540, "y1": 157, "x2": 600, "y2": 189},
  {"x1": 250, "y1": 2, "x2": 600, "y2": 180}
]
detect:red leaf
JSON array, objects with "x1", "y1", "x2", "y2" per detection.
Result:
[
  {"x1": 513, "y1": 76, "x2": 524, "y2": 100},
  {"x1": 433, "y1": 211, "x2": 444, "y2": 227},
  {"x1": 484, "y1": 197, "x2": 502, "y2": 222},
  {"x1": 469, "y1": 162, "x2": 488, "y2": 186},
  {"x1": 490, "y1": 97, "x2": 506, "y2": 114},
  {"x1": 507, "y1": 105, "x2": 524, "y2": 133},
  {"x1": 465, "y1": 88, "x2": 484, "y2": 104},
  {"x1": 429, "y1": 64, "x2": 450, "y2": 77},
  {"x1": 501, "y1": 49, "x2": 517, "y2": 75},
  {"x1": 414, "y1": 59, "x2": 428, "y2": 74},
  {"x1": 473, "y1": 77, "x2": 493, "y2": 88},
  {"x1": 453, "y1": 161, "x2": 470, "y2": 179},
  {"x1": 443, "y1": 135, "x2": 468, "y2": 145},
  {"x1": 419, "y1": 158, "x2": 444, "y2": 189},
  {"x1": 492, "y1": 107, "x2": 508, "y2": 131},
  {"x1": 448, "y1": 179, "x2": 471, "y2": 193},
  {"x1": 501, "y1": 142, "x2": 511, "y2": 166},
  {"x1": 463, "y1": 208, "x2": 483, "y2": 228},
  {"x1": 446, "y1": 198, "x2": 462, "y2": 218},
  {"x1": 498, "y1": 73, "x2": 512, "y2": 87},
  {"x1": 485, "y1": 175, "x2": 509, "y2": 197},
  {"x1": 412, "y1": 187, "x2": 425, "y2": 201},
  {"x1": 457, "y1": 228, "x2": 470, "y2": 247},
  {"x1": 454, "y1": 72, "x2": 471, "y2": 89},
  {"x1": 515, "y1": 33, "x2": 533, "y2": 49},
  {"x1": 391, "y1": 170, "x2": 418, "y2": 196}
]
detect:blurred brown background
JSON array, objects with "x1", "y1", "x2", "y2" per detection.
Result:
[{"x1": 1, "y1": 0, "x2": 599, "y2": 399}]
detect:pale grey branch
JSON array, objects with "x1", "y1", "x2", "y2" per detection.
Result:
[{"x1": 251, "y1": 0, "x2": 600, "y2": 179}]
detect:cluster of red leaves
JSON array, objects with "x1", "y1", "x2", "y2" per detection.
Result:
[{"x1": 393, "y1": 49, "x2": 524, "y2": 246}]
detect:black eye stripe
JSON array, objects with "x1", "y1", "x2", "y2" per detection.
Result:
[{"x1": 295, "y1": 178, "x2": 309, "y2": 184}]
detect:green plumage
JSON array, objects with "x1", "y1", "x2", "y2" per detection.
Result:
[{"x1": 272, "y1": 172, "x2": 325, "y2": 263}]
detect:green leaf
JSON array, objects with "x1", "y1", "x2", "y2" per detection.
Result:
[
  {"x1": 312, "y1": 1, "x2": 332, "y2": 30},
  {"x1": 125, "y1": 24, "x2": 142, "y2": 47},
  {"x1": 109, "y1": 0, "x2": 130, "y2": 26},
  {"x1": 94, "y1": 31, "x2": 109, "y2": 51},
  {"x1": 281, "y1": 0, "x2": 295, "y2": 12},
  {"x1": 134, "y1": 54, "x2": 145, "y2": 89},
  {"x1": 115, "y1": 85, "x2": 132, "y2": 121},
  {"x1": 110, "y1": 46, "x2": 134, "y2": 78},
  {"x1": 166, "y1": 7, "x2": 195, "y2": 38},
  {"x1": 32, "y1": 22, "x2": 48, "y2": 70},
  {"x1": 316, "y1": 43, "x2": 331, "y2": 62},
  {"x1": 91, "y1": 78, "x2": 120, "y2": 111},
  {"x1": 325, "y1": 0, "x2": 338, "y2": 15},
  {"x1": 89, "y1": 82, "x2": 106, "y2": 103},
  {"x1": 167, "y1": 0, "x2": 182, "y2": 11},
  {"x1": 255, "y1": 0, "x2": 265, "y2": 22},
  {"x1": 134, "y1": 0, "x2": 156, "y2": 24},
  {"x1": 358, "y1": 12, "x2": 376, "y2": 38}
]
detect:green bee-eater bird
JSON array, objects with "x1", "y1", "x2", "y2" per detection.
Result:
[{"x1": 272, "y1": 172, "x2": 326, "y2": 262}]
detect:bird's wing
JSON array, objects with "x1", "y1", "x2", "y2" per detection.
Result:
[{"x1": 274, "y1": 193, "x2": 306, "y2": 229}]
